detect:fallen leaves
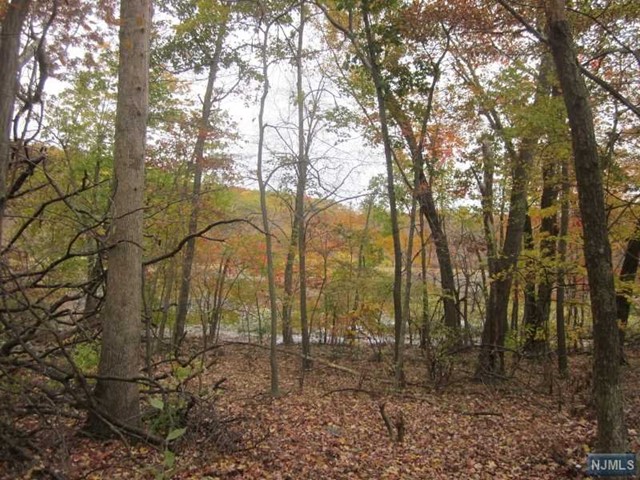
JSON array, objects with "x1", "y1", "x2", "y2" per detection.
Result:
[{"x1": 3, "y1": 344, "x2": 639, "y2": 479}]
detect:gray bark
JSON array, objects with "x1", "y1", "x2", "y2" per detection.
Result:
[
  {"x1": 545, "y1": 0, "x2": 626, "y2": 452},
  {"x1": 173, "y1": 25, "x2": 227, "y2": 349},
  {"x1": 256, "y1": 20, "x2": 279, "y2": 396},
  {"x1": 90, "y1": 0, "x2": 152, "y2": 434},
  {"x1": 0, "y1": 0, "x2": 31, "y2": 245}
]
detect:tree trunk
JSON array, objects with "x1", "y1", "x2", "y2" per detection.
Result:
[
  {"x1": 556, "y1": 159, "x2": 569, "y2": 375},
  {"x1": 476, "y1": 141, "x2": 530, "y2": 379},
  {"x1": 158, "y1": 256, "x2": 177, "y2": 350},
  {"x1": 386, "y1": 99, "x2": 459, "y2": 335},
  {"x1": 398, "y1": 192, "x2": 418, "y2": 386},
  {"x1": 524, "y1": 55, "x2": 558, "y2": 354},
  {"x1": 475, "y1": 52, "x2": 552, "y2": 379},
  {"x1": 522, "y1": 215, "x2": 537, "y2": 344},
  {"x1": 173, "y1": 25, "x2": 227, "y2": 350},
  {"x1": 281, "y1": 216, "x2": 298, "y2": 345},
  {"x1": 531, "y1": 156, "x2": 559, "y2": 352},
  {"x1": 616, "y1": 218, "x2": 640, "y2": 364},
  {"x1": 545, "y1": 0, "x2": 626, "y2": 452},
  {"x1": 295, "y1": 1, "x2": 312, "y2": 370},
  {"x1": 419, "y1": 211, "x2": 430, "y2": 350},
  {"x1": 417, "y1": 174, "x2": 459, "y2": 333},
  {"x1": 89, "y1": 0, "x2": 151, "y2": 434},
  {"x1": 0, "y1": 0, "x2": 31, "y2": 245},
  {"x1": 361, "y1": 0, "x2": 403, "y2": 370},
  {"x1": 256, "y1": 20, "x2": 279, "y2": 396}
]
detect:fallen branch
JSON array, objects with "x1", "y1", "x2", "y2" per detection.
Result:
[
  {"x1": 378, "y1": 401, "x2": 405, "y2": 443},
  {"x1": 222, "y1": 341, "x2": 360, "y2": 376},
  {"x1": 460, "y1": 411, "x2": 504, "y2": 417}
]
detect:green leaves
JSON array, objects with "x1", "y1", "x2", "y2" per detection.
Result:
[
  {"x1": 150, "y1": 397, "x2": 165, "y2": 410},
  {"x1": 166, "y1": 427, "x2": 187, "y2": 442}
]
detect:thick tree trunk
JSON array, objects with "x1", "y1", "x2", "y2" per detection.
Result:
[
  {"x1": 173, "y1": 26, "x2": 227, "y2": 350},
  {"x1": 89, "y1": 0, "x2": 151, "y2": 434},
  {"x1": 545, "y1": 0, "x2": 626, "y2": 452},
  {"x1": 0, "y1": 0, "x2": 31, "y2": 245}
]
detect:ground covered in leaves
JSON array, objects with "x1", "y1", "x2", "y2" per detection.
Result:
[{"x1": 2, "y1": 342, "x2": 640, "y2": 479}]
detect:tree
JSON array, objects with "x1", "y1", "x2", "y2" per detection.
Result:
[
  {"x1": 544, "y1": 0, "x2": 626, "y2": 452},
  {"x1": 294, "y1": 0, "x2": 312, "y2": 369},
  {"x1": 158, "y1": 0, "x2": 232, "y2": 349},
  {"x1": 0, "y1": 0, "x2": 32, "y2": 244},
  {"x1": 89, "y1": 0, "x2": 152, "y2": 434},
  {"x1": 616, "y1": 218, "x2": 640, "y2": 364},
  {"x1": 255, "y1": 3, "x2": 282, "y2": 396}
]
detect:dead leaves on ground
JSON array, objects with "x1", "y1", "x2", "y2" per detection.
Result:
[{"x1": 3, "y1": 345, "x2": 639, "y2": 479}]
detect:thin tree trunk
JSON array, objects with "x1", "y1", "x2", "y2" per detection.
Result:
[
  {"x1": 281, "y1": 216, "x2": 297, "y2": 345},
  {"x1": 295, "y1": 1, "x2": 311, "y2": 370},
  {"x1": 158, "y1": 256, "x2": 177, "y2": 350},
  {"x1": 173, "y1": 24, "x2": 227, "y2": 350},
  {"x1": 475, "y1": 52, "x2": 551, "y2": 379},
  {"x1": 361, "y1": 0, "x2": 403, "y2": 370},
  {"x1": 398, "y1": 193, "x2": 418, "y2": 386},
  {"x1": 419, "y1": 212, "x2": 430, "y2": 350},
  {"x1": 354, "y1": 194, "x2": 374, "y2": 311},
  {"x1": 256, "y1": 21, "x2": 279, "y2": 396},
  {"x1": 531, "y1": 155, "x2": 559, "y2": 352},
  {"x1": 0, "y1": 0, "x2": 31, "y2": 245},
  {"x1": 522, "y1": 215, "x2": 537, "y2": 342},
  {"x1": 524, "y1": 55, "x2": 557, "y2": 354},
  {"x1": 556, "y1": 160, "x2": 569, "y2": 375},
  {"x1": 89, "y1": 0, "x2": 151, "y2": 434},
  {"x1": 545, "y1": 0, "x2": 626, "y2": 452},
  {"x1": 385, "y1": 98, "x2": 459, "y2": 335},
  {"x1": 616, "y1": 218, "x2": 640, "y2": 364}
]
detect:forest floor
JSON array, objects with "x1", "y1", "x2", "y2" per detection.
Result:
[{"x1": 3, "y1": 341, "x2": 640, "y2": 479}]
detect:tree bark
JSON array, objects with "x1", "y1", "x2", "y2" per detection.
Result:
[
  {"x1": 475, "y1": 52, "x2": 552, "y2": 378},
  {"x1": 256, "y1": 19, "x2": 279, "y2": 396},
  {"x1": 295, "y1": 1, "x2": 312, "y2": 370},
  {"x1": 361, "y1": 0, "x2": 403, "y2": 370},
  {"x1": 556, "y1": 159, "x2": 569, "y2": 375},
  {"x1": 545, "y1": 0, "x2": 626, "y2": 452},
  {"x1": 281, "y1": 215, "x2": 297, "y2": 345},
  {"x1": 616, "y1": 218, "x2": 640, "y2": 364},
  {"x1": 173, "y1": 25, "x2": 227, "y2": 350},
  {"x1": 89, "y1": 0, "x2": 151, "y2": 434},
  {"x1": 0, "y1": 0, "x2": 31, "y2": 245}
]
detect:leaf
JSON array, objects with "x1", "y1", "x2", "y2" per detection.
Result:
[
  {"x1": 150, "y1": 397, "x2": 164, "y2": 410},
  {"x1": 163, "y1": 450, "x2": 175, "y2": 469},
  {"x1": 166, "y1": 427, "x2": 187, "y2": 442}
]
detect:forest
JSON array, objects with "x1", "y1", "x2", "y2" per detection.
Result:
[{"x1": 1, "y1": 0, "x2": 639, "y2": 478}]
